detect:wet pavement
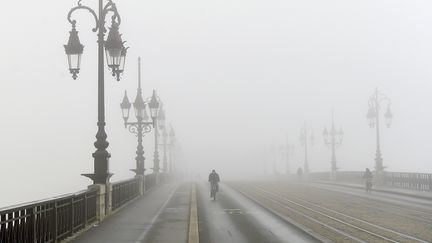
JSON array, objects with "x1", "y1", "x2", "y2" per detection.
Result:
[
  {"x1": 196, "y1": 182, "x2": 319, "y2": 243},
  {"x1": 72, "y1": 180, "x2": 190, "y2": 243},
  {"x1": 69, "y1": 178, "x2": 430, "y2": 243}
]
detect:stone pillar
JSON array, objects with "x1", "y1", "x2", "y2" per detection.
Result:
[
  {"x1": 105, "y1": 183, "x2": 112, "y2": 215},
  {"x1": 88, "y1": 184, "x2": 106, "y2": 222},
  {"x1": 136, "y1": 175, "x2": 144, "y2": 195}
]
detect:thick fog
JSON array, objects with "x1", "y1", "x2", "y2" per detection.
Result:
[{"x1": 1, "y1": 0, "x2": 432, "y2": 206}]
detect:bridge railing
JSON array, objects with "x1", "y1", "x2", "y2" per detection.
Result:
[
  {"x1": 111, "y1": 177, "x2": 141, "y2": 211},
  {"x1": 0, "y1": 172, "x2": 170, "y2": 242},
  {"x1": 384, "y1": 172, "x2": 432, "y2": 191},
  {"x1": 145, "y1": 173, "x2": 157, "y2": 191},
  {"x1": 309, "y1": 171, "x2": 364, "y2": 184},
  {"x1": 0, "y1": 188, "x2": 97, "y2": 243},
  {"x1": 309, "y1": 171, "x2": 432, "y2": 191}
]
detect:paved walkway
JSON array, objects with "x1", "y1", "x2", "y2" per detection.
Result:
[
  {"x1": 311, "y1": 180, "x2": 432, "y2": 200},
  {"x1": 72, "y1": 180, "x2": 191, "y2": 243}
]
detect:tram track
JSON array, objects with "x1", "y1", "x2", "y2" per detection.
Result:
[
  {"x1": 229, "y1": 182, "x2": 430, "y2": 243},
  {"x1": 265, "y1": 181, "x2": 432, "y2": 226},
  {"x1": 308, "y1": 183, "x2": 432, "y2": 222}
]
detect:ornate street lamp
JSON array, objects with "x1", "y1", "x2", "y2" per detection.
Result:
[
  {"x1": 105, "y1": 22, "x2": 124, "y2": 79},
  {"x1": 148, "y1": 90, "x2": 160, "y2": 119},
  {"x1": 121, "y1": 58, "x2": 154, "y2": 177},
  {"x1": 64, "y1": 25, "x2": 84, "y2": 80},
  {"x1": 115, "y1": 45, "x2": 128, "y2": 81},
  {"x1": 367, "y1": 88, "x2": 392, "y2": 177},
  {"x1": 120, "y1": 91, "x2": 131, "y2": 125},
  {"x1": 157, "y1": 107, "x2": 169, "y2": 173},
  {"x1": 158, "y1": 107, "x2": 166, "y2": 130},
  {"x1": 384, "y1": 106, "x2": 393, "y2": 128},
  {"x1": 161, "y1": 128, "x2": 168, "y2": 173},
  {"x1": 299, "y1": 123, "x2": 314, "y2": 175},
  {"x1": 65, "y1": 0, "x2": 128, "y2": 184},
  {"x1": 148, "y1": 90, "x2": 161, "y2": 175},
  {"x1": 323, "y1": 111, "x2": 344, "y2": 180},
  {"x1": 279, "y1": 135, "x2": 294, "y2": 175},
  {"x1": 168, "y1": 126, "x2": 176, "y2": 172},
  {"x1": 169, "y1": 126, "x2": 176, "y2": 143}
]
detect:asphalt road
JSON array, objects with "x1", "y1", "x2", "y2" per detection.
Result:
[{"x1": 196, "y1": 181, "x2": 319, "y2": 243}]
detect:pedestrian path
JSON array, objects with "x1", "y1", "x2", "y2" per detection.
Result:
[
  {"x1": 71, "y1": 180, "x2": 191, "y2": 243},
  {"x1": 311, "y1": 180, "x2": 432, "y2": 200}
]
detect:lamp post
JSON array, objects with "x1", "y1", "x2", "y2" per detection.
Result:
[
  {"x1": 367, "y1": 88, "x2": 393, "y2": 180},
  {"x1": 168, "y1": 126, "x2": 176, "y2": 172},
  {"x1": 65, "y1": 0, "x2": 128, "y2": 184},
  {"x1": 299, "y1": 123, "x2": 314, "y2": 175},
  {"x1": 148, "y1": 91, "x2": 161, "y2": 181},
  {"x1": 120, "y1": 58, "x2": 155, "y2": 180},
  {"x1": 323, "y1": 111, "x2": 344, "y2": 180},
  {"x1": 280, "y1": 136, "x2": 294, "y2": 175},
  {"x1": 156, "y1": 106, "x2": 168, "y2": 173},
  {"x1": 161, "y1": 129, "x2": 168, "y2": 173},
  {"x1": 270, "y1": 143, "x2": 277, "y2": 175}
]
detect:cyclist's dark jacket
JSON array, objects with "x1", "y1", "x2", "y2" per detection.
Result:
[{"x1": 209, "y1": 172, "x2": 220, "y2": 183}]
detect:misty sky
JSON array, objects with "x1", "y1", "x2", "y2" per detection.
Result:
[{"x1": 1, "y1": 0, "x2": 432, "y2": 206}]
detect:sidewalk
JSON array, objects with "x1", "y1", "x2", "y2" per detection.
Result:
[
  {"x1": 311, "y1": 180, "x2": 432, "y2": 200},
  {"x1": 71, "y1": 180, "x2": 191, "y2": 243}
]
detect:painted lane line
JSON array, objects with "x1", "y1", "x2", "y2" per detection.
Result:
[
  {"x1": 134, "y1": 185, "x2": 179, "y2": 243},
  {"x1": 188, "y1": 183, "x2": 199, "y2": 243}
]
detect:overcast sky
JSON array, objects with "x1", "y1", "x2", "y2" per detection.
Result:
[{"x1": 1, "y1": 0, "x2": 432, "y2": 206}]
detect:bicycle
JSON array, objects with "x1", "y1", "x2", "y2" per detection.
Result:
[
  {"x1": 210, "y1": 182, "x2": 218, "y2": 200},
  {"x1": 365, "y1": 178, "x2": 372, "y2": 193}
]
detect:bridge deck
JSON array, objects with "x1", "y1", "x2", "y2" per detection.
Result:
[{"x1": 67, "y1": 179, "x2": 432, "y2": 243}]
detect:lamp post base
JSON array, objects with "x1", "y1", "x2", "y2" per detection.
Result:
[
  {"x1": 330, "y1": 170, "x2": 337, "y2": 181},
  {"x1": 82, "y1": 173, "x2": 113, "y2": 185},
  {"x1": 130, "y1": 168, "x2": 145, "y2": 176}
]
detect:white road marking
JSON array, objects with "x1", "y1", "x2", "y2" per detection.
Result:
[
  {"x1": 188, "y1": 183, "x2": 199, "y2": 243},
  {"x1": 134, "y1": 185, "x2": 179, "y2": 243}
]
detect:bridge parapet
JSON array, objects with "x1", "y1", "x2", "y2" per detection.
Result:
[
  {"x1": 111, "y1": 177, "x2": 141, "y2": 211},
  {"x1": 384, "y1": 172, "x2": 432, "y2": 191},
  {"x1": 0, "y1": 187, "x2": 98, "y2": 242},
  {"x1": 145, "y1": 173, "x2": 157, "y2": 191},
  {"x1": 0, "y1": 172, "x2": 174, "y2": 242}
]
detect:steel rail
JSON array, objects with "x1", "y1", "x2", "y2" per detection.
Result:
[
  {"x1": 230, "y1": 184, "x2": 366, "y2": 242},
  {"x1": 232, "y1": 183, "x2": 406, "y2": 243},
  {"x1": 307, "y1": 182, "x2": 432, "y2": 219},
  {"x1": 254, "y1": 185, "x2": 429, "y2": 243}
]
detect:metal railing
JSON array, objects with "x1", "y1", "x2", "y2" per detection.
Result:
[
  {"x1": 144, "y1": 174, "x2": 157, "y2": 191},
  {"x1": 384, "y1": 172, "x2": 432, "y2": 191},
  {"x1": 0, "y1": 172, "x2": 167, "y2": 242},
  {"x1": 309, "y1": 171, "x2": 363, "y2": 183},
  {"x1": 111, "y1": 178, "x2": 140, "y2": 211},
  {"x1": 0, "y1": 188, "x2": 97, "y2": 243}
]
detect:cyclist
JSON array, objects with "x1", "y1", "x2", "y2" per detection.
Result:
[
  {"x1": 297, "y1": 167, "x2": 303, "y2": 180},
  {"x1": 363, "y1": 168, "x2": 373, "y2": 193},
  {"x1": 208, "y1": 169, "x2": 220, "y2": 198}
]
